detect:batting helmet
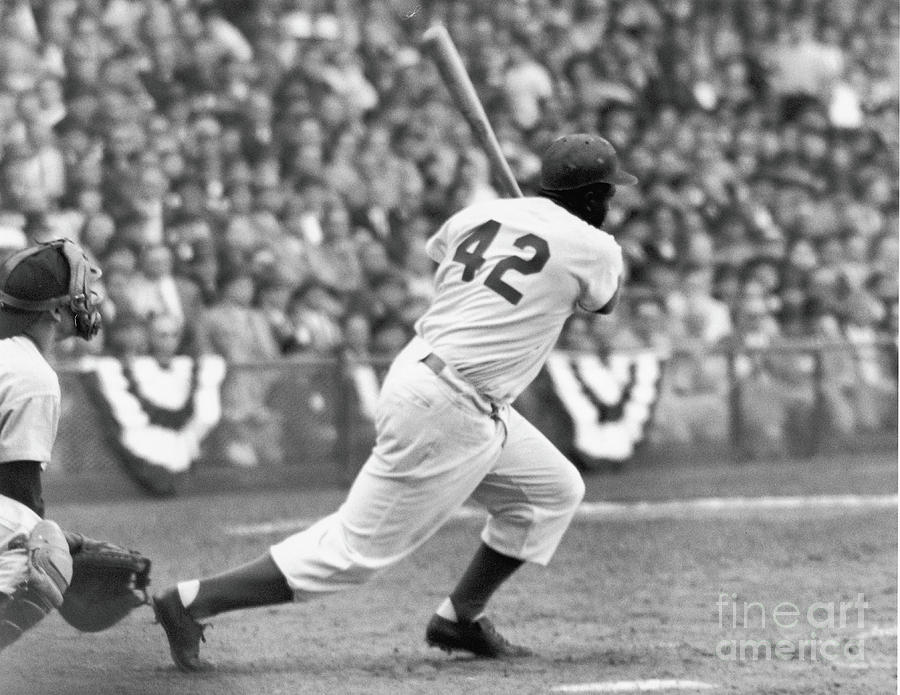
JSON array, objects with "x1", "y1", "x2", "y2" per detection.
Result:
[
  {"x1": 540, "y1": 134, "x2": 637, "y2": 190},
  {"x1": 0, "y1": 238, "x2": 103, "y2": 340}
]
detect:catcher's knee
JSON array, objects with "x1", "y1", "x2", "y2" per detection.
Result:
[{"x1": 22, "y1": 520, "x2": 73, "y2": 609}]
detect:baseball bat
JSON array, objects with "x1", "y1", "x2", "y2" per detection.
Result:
[{"x1": 420, "y1": 24, "x2": 523, "y2": 198}]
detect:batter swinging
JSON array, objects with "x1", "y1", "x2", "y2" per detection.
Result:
[{"x1": 153, "y1": 134, "x2": 635, "y2": 670}]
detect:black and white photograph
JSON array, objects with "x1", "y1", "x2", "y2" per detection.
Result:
[{"x1": 0, "y1": 1, "x2": 896, "y2": 693}]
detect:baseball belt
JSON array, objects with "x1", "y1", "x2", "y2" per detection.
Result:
[
  {"x1": 420, "y1": 352, "x2": 500, "y2": 421},
  {"x1": 421, "y1": 352, "x2": 446, "y2": 375}
]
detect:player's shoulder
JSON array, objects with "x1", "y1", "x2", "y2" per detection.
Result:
[
  {"x1": 453, "y1": 196, "x2": 574, "y2": 229},
  {"x1": 446, "y1": 197, "x2": 510, "y2": 227},
  {"x1": 448, "y1": 197, "x2": 618, "y2": 251},
  {"x1": 519, "y1": 198, "x2": 619, "y2": 254},
  {"x1": 0, "y1": 336, "x2": 59, "y2": 399}
]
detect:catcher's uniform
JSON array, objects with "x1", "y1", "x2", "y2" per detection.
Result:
[
  {"x1": 0, "y1": 336, "x2": 60, "y2": 594},
  {"x1": 0, "y1": 241, "x2": 151, "y2": 648},
  {"x1": 272, "y1": 197, "x2": 622, "y2": 592}
]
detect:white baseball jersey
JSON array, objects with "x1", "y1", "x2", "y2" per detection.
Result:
[
  {"x1": 415, "y1": 196, "x2": 622, "y2": 403},
  {"x1": 272, "y1": 196, "x2": 613, "y2": 593},
  {"x1": 0, "y1": 336, "x2": 60, "y2": 466}
]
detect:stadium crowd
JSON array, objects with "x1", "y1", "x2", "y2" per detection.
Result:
[{"x1": 0, "y1": 0, "x2": 896, "y2": 455}]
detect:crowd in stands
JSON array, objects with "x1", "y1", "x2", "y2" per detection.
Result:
[{"x1": 0, "y1": 0, "x2": 896, "y2": 453}]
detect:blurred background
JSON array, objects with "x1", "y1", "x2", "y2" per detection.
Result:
[{"x1": 0, "y1": 0, "x2": 895, "y2": 493}]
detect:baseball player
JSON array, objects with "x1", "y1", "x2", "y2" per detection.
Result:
[
  {"x1": 152, "y1": 134, "x2": 635, "y2": 671},
  {"x1": 0, "y1": 239, "x2": 103, "y2": 649}
]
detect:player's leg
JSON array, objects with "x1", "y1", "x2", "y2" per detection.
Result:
[
  {"x1": 166, "y1": 553, "x2": 293, "y2": 620},
  {"x1": 426, "y1": 540, "x2": 532, "y2": 657},
  {"x1": 168, "y1": 371, "x2": 502, "y2": 614},
  {"x1": 427, "y1": 407, "x2": 584, "y2": 656},
  {"x1": 269, "y1": 372, "x2": 503, "y2": 595},
  {"x1": 153, "y1": 353, "x2": 504, "y2": 670},
  {"x1": 473, "y1": 407, "x2": 585, "y2": 566},
  {"x1": 151, "y1": 552, "x2": 292, "y2": 672}
]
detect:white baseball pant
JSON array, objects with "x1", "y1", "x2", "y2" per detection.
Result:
[{"x1": 270, "y1": 336, "x2": 585, "y2": 597}]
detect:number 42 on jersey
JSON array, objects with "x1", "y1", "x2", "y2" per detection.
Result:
[{"x1": 452, "y1": 220, "x2": 550, "y2": 306}]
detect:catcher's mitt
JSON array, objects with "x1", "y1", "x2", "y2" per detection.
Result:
[{"x1": 58, "y1": 531, "x2": 152, "y2": 632}]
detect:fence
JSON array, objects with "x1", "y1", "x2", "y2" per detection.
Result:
[{"x1": 48, "y1": 338, "x2": 897, "y2": 495}]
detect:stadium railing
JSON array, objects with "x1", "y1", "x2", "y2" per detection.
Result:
[{"x1": 51, "y1": 338, "x2": 897, "y2": 489}]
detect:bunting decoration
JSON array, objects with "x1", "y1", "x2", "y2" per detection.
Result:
[
  {"x1": 79, "y1": 355, "x2": 226, "y2": 495},
  {"x1": 542, "y1": 350, "x2": 663, "y2": 464}
]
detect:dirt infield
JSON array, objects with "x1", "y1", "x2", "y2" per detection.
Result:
[{"x1": 2, "y1": 454, "x2": 896, "y2": 695}]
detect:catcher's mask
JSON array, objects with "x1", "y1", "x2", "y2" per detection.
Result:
[{"x1": 0, "y1": 238, "x2": 103, "y2": 340}]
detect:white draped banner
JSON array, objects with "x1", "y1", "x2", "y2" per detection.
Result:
[
  {"x1": 79, "y1": 355, "x2": 226, "y2": 495},
  {"x1": 543, "y1": 351, "x2": 663, "y2": 463}
]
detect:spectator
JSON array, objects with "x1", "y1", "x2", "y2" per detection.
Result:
[
  {"x1": 731, "y1": 295, "x2": 816, "y2": 459},
  {"x1": 103, "y1": 311, "x2": 148, "y2": 360},
  {"x1": 842, "y1": 291, "x2": 896, "y2": 431},
  {"x1": 608, "y1": 295, "x2": 672, "y2": 354},
  {"x1": 256, "y1": 281, "x2": 296, "y2": 355},
  {"x1": 196, "y1": 273, "x2": 281, "y2": 468},
  {"x1": 166, "y1": 215, "x2": 218, "y2": 301},
  {"x1": 147, "y1": 312, "x2": 186, "y2": 368},
  {"x1": 80, "y1": 211, "x2": 115, "y2": 259},
  {"x1": 196, "y1": 273, "x2": 278, "y2": 362},
  {"x1": 0, "y1": 0, "x2": 891, "y2": 457},
  {"x1": 401, "y1": 235, "x2": 436, "y2": 302},
  {"x1": 650, "y1": 281, "x2": 731, "y2": 446},
  {"x1": 558, "y1": 314, "x2": 599, "y2": 352},
  {"x1": 449, "y1": 148, "x2": 499, "y2": 208},
  {"x1": 809, "y1": 310, "x2": 860, "y2": 440},
  {"x1": 371, "y1": 315, "x2": 412, "y2": 358},
  {"x1": 503, "y1": 42, "x2": 553, "y2": 130},
  {"x1": 284, "y1": 282, "x2": 344, "y2": 356},
  {"x1": 305, "y1": 199, "x2": 364, "y2": 296},
  {"x1": 129, "y1": 243, "x2": 203, "y2": 328},
  {"x1": 668, "y1": 267, "x2": 733, "y2": 345},
  {"x1": 341, "y1": 311, "x2": 373, "y2": 365},
  {"x1": 766, "y1": 14, "x2": 845, "y2": 118}
]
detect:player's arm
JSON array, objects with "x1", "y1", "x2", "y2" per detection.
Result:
[
  {"x1": 0, "y1": 390, "x2": 58, "y2": 517},
  {"x1": 593, "y1": 279, "x2": 621, "y2": 315},
  {"x1": 576, "y1": 235, "x2": 624, "y2": 314},
  {"x1": 0, "y1": 460, "x2": 45, "y2": 517}
]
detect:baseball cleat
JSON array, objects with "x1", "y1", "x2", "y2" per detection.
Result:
[
  {"x1": 152, "y1": 588, "x2": 210, "y2": 672},
  {"x1": 425, "y1": 614, "x2": 533, "y2": 658}
]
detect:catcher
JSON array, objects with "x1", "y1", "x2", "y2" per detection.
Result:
[{"x1": 0, "y1": 239, "x2": 151, "y2": 650}]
